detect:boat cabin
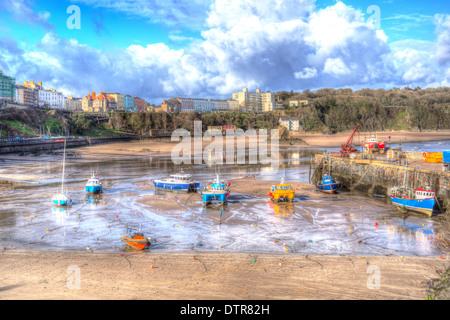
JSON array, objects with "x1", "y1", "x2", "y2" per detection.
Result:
[
  {"x1": 415, "y1": 188, "x2": 435, "y2": 199},
  {"x1": 170, "y1": 174, "x2": 193, "y2": 181},
  {"x1": 271, "y1": 185, "x2": 292, "y2": 192}
]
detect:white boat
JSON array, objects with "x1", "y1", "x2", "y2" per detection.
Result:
[{"x1": 85, "y1": 172, "x2": 102, "y2": 194}]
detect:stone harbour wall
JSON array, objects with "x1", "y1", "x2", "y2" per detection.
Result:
[{"x1": 314, "y1": 155, "x2": 450, "y2": 213}]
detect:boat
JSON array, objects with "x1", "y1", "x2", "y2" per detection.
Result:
[
  {"x1": 362, "y1": 134, "x2": 386, "y2": 153},
  {"x1": 201, "y1": 174, "x2": 230, "y2": 206},
  {"x1": 267, "y1": 178, "x2": 295, "y2": 203},
  {"x1": 153, "y1": 173, "x2": 200, "y2": 193},
  {"x1": 52, "y1": 138, "x2": 72, "y2": 207},
  {"x1": 121, "y1": 226, "x2": 151, "y2": 250},
  {"x1": 316, "y1": 174, "x2": 340, "y2": 194},
  {"x1": 85, "y1": 172, "x2": 102, "y2": 194},
  {"x1": 388, "y1": 186, "x2": 437, "y2": 217}
]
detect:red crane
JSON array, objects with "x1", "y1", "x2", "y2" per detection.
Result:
[{"x1": 333, "y1": 123, "x2": 359, "y2": 157}]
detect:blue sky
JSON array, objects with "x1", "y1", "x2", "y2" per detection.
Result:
[{"x1": 1, "y1": 0, "x2": 450, "y2": 103}]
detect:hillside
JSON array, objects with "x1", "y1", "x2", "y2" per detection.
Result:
[{"x1": 0, "y1": 87, "x2": 449, "y2": 138}]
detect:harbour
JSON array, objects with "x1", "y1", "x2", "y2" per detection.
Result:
[{"x1": 0, "y1": 139, "x2": 447, "y2": 257}]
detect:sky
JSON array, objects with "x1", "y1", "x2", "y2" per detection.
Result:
[{"x1": 0, "y1": 0, "x2": 450, "y2": 104}]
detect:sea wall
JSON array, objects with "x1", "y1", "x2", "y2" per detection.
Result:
[
  {"x1": 314, "y1": 154, "x2": 450, "y2": 213},
  {"x1": 0, "y1": 137, "x2": 137, "y2": 154}
]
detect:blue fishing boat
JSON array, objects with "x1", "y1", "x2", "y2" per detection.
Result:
[
  {"x1": 52, "y1": 138, "x2": 72, "y2": 207},
  {"x1": 202, "y1": 174, "x2": 230, "y2": 206},
  {"x1": 316, "y1": 174, "x2": 340, "y2": 194},
  {"x1": 153, "y1": 173, "x2": 200, "y2": 193},
  {"x1": 85, "y1": 173, "x2": 102, "y2": 194},
  {"x1": 388, "y1": 187, "x2": 437, "y2": 217}
]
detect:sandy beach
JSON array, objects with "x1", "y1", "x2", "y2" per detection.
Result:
[
  {"x1": 0, "y1": 251, "x2": 446, "y2": 300},
  {"x1": 294, "y1": 130, "x2": 450, "y2": 148},
  {"x1": 69, "y1": 131, "x2": 450, "y2": 159}
]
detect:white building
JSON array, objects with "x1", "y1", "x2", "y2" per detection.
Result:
[
  {"x1": 169, "y1": 97, "x2": 239, "y2": 113},
  {"x1": 21, "y1": 81, "x2": 65, "y2": 109},
  {"x1": 279, "y1": 116, "x2": 301, "y2": 131},
  {"x1": 39, "y1": 89, "x2": 64, "y2": 109}
]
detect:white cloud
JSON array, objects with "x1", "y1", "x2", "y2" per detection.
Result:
[
  {"x1": 294, "y1": 67, "x2": 317, "y2": 79},
  {"x1": 323, "y1": 58, "x2": 351, "y2": 76},
  {"x1": 2, "y1": 0, "x2": 450, "y2": 103}
]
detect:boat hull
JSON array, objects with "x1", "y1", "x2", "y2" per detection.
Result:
[
  {"x1": 121, "y1": 237, "x2": 150, "y2": 250},
  {"x1": 153, "y1": 181, "x2": 200, "y2": 193},
  {"x1": 202, "y1": 192, "x2": 229, "y2": 204},
  {"x1": 389, "y1": 196, "x2": 435, "y2": 217},
  {"x1": 86, "y1": 185, "x2": 102, "y2": 194},
  {"x1": 52, "y1": 199, "x2": 72, "y2": 206},
  {"x1": 316, "y1": 182, "x2": 340, "y2": 194}
]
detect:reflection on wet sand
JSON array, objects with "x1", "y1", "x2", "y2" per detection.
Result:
[{"x1": 0, "y1": 147, "x2": 446, "y2": 257}]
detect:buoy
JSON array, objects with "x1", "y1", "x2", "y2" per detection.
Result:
[{"x1": 275, "y1": 240, "x2": 278, "y2": 243}]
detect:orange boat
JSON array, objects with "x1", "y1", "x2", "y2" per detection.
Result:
[{"x1": 121, "y1": 227, "x2": 151, "y2": 250}]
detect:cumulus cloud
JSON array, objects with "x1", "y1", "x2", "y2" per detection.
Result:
[
  {"x1": 435, "y1": 14, "x2": 450, "y2": 65},
  {"x1": 1, "y1": 0, "x2": 450, "y2": 102}
]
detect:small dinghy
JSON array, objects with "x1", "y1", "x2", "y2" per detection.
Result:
[{"x1": 121, "y1": 226, "x2": 151, "y2": 250}]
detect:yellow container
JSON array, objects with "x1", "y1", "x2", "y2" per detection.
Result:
[{"x1": 425, "y1": 152, "x2": 443, "y2": 163}]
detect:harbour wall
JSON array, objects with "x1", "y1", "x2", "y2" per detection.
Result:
[
  {"x1": 313, "y1": 154, "x2": 450, "y2": 214},
  {"x1": 0, "y1": 136, "x2": 138, "y2": 154}
]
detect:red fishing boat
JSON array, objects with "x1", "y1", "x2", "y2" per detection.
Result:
[{"x1": 362, "y1": 134, "x2": 386, "y2": 152}]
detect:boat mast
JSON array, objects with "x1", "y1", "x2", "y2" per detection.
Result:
[{"x1": 61, "y1": 137, "x2": 67, "y2": 194}]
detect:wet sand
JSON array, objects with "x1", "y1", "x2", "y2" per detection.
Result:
[{"x1": 0, "y1": 251, "x2": 446, "y2": 300}]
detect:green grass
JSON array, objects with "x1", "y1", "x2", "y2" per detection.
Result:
[{"x1": 2, "y1": 120, "x2": 36, "y2": 136}]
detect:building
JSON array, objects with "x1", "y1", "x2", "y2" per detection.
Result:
[
  {"x1": 64, "y1": 96, "x2": 82, "y2": 111},
  {"x1": 163, "y1": 97, "x2": 239, "y2": 113},
  {"x1": 289, "y1": 99, "x2": 313, "y2": 107},
  {"x1": 0, "y1": 70, "x2": 16, "y2": 103},
  {"x1": 134, "y1": 96, "x2": 147, "y2": 112},
  {"x1": 161, "y1": 98, "x2": 181, "y2": 113},
  {"x1": 279, "y1": 116, "x2": 301, "y2": 131},
  {"x1": 15, "y1": 85, "x2": 38, "y2": 107},
  {"x1": 82, "y1": 91, "x2": 115, "y2": 113},
  {"x1": 108, "y1": 93, "x2": 136, "y2": 112},
  {"x1": 232, "y1": 88, "x2": 281, "y2": 113},
  {"x1": 22, "y1": 81, "x2": 65, "y2": 109}
]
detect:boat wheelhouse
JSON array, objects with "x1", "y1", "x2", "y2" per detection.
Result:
[
  {"x1": 85, "y1": 173, "x2": 102, "y2": 194},
  {"x1": 201, "y1": 174, "x2": 230, "y2": 206},
  {"x1": 268, "y1": 178, "x2": 295, "y2": 203}
]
